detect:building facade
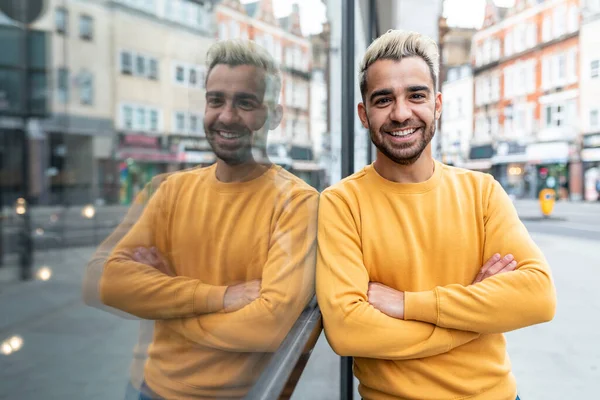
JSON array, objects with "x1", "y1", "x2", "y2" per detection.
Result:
[
  {"x1": 108, "y1": 0, "x2": 214, "y2": 204},
  {"x1": 215, "y1": 0, "x2": 322, "y2": 187},
  {"x1": 580, "y1": 0, "x2": 600, "y2": 201},
  {"x1": 441, "y1": 64, "x2": 474, "y2": 166},
  {"x1": 471, "y1": 0, "x2": 582, "y2": 200}
]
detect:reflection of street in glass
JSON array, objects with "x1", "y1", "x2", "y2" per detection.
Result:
[{"x1": 1, "y1": 336, "x2": 24, "y2": 356}]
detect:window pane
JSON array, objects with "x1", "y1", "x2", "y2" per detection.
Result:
[
  {"x1": 57, "y1": 68, "x2": 69, "y2": 103},
  {"x1": 55, "y1": 8, "x2": 68, "y2": 34},
  {"x1": 149, "y1": 110, "x2": 158, "y2": 131},
  {"x1": 80, "y1": 16, "x2": 93, "y2": 39},
  {"x1": 121, "y1": 52, "x2": 132, "y2": 74},
  {"x1": 176, "y1": 65, "x2": 184, "y2": 82},
  {"x1": 136, "y1": 108, "x2": 146, "y2": 129},
  {"x1": 136, "y1": 55, "x2": 146, "y2": 75},
  {"x1": 189, "y1": 68, "x2": 197, "y2": 85},
  {"x1": 148, "y1": 58, "x2": 158, "y2": 79}
]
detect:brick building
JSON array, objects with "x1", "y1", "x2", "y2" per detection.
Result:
[{"x1": 470, "y1": 0, "x2": 582, "y2": 200}]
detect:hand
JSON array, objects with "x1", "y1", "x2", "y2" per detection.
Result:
[
  {"x1": 132, "y1": 247, "x2": 175, "y2": 277},
  {"x1": 367, "y1": 282, "x2": 405, "y2": 320},
  {"x1": 223, "y1": 280, "x2": 262, "y2": 313},
  {"x1": 472, "y1": 253, "x2": 518, "y2": 285}
]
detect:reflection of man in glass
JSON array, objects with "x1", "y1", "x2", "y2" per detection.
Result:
[{"x1": 98, "y1": 40, "x2": 318, "y2": 399}]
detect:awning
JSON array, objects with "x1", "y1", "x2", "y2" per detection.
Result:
[
  {"x1": 460, "y1": 160, "x2": 492, "y2": 170},
  {"x1": 582, "y1": 148, "x2": 600, "y2": 162},
  {"x1": 116, "y1": 150, "x2": 180, "y2": 163},
  {"x1": 526, "y1": 141, "x2": 570, "y2": 164}
]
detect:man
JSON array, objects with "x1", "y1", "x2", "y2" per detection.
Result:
[
  {"x1": 99, "y1": 40, "x2": 318, "y2": 399},
  {"x1": 316, "y1": 30, "x2": 556, "y2": 400}
]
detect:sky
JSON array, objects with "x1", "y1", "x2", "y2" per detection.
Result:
[{"x1": 241, "y1": 0, "x2": 517, "y2": 35}]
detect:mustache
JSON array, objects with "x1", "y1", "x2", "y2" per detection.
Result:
[{"x1": 380, "y1": 121, "x2": 424, "y2": 132}]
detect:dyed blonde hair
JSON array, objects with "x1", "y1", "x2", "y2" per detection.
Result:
[
  {"x1": 359, "y1": 29, "x2": 440, "y2": 102},
  {"x1": 205, "y1": 39, "x2": 282, "y2": 105}
]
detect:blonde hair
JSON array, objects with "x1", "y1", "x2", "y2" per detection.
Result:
[
  {"x1": 205, "y1": 39, "x2": 281, "y2": 105},
  {"x1": 359, "y1": 30, "x2": 440, "y2": 101}
]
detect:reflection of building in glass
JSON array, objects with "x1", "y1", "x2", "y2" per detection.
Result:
[
  {"x1": 216, "y1": 0, "x2": 326, "y2": 188},
  {"x1": 581, "y1": 0, "x2": 600, "y2": 201},
  {"x1": 470, "y1": 0, "x2": 583, "y2": 200}
]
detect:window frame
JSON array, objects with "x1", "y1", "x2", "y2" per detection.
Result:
[{"x1": 79, "y1": 14, "x2": 94, "y2": 41}]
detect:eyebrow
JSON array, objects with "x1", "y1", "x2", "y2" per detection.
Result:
[
  {"x1": 407, "y1": 85, "x2": 431, "y2": 93},
  {"x1": 205, "y1": 91, "x2": 261, "y2": 103},
  {"x1": 369, "y1": 88, "x2": 394, "y2": 103}
]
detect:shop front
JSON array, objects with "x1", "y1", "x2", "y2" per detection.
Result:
[
  {"x1": 582, "y1": 133, "x2": 600, "y2": 202},
  {"x1": 115, "y1": 133, "x2": 179, "y2": 205},
  {"x1": 462, "y1": 144, "x2": 494, "y2": 173},
  {"x1": 526, "y1": 141, "x2": 572, "y2": 201},
  {"x1": 169, "y1": 135, "x2": 216, "y2": 170},
  {"x1": 491, "y1": 141, "x2": 529, "y2": 199}
]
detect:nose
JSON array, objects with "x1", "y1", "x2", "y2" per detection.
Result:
[
  {"x1": 217, "y1": 102, "x2": 239, "y2": 125},
  {"x1": 389, "y1": 99, "x2": 413, "y2": 123}
]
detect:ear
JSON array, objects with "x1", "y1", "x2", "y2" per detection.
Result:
[
  {"x1": 268, "y1": 105, "x2": 283, "y2": 130},
  {"x1": 434, "y1": 92, "x2": 443, "y2": 121},
  {"x1": 357, "y1": 102, "x2": 369, "y2": 130}
]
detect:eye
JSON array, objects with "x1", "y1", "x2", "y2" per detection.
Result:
[
  {"x1": 237, "y1": 100, "x2": 257, "y2": 111},
  {"x1": 207, "y1": 97, "x2": 224, "y2": 107},
  {"x1": 411, "y1": 93, "x2": 426, "y2": 100},
  {"x1": 375, "y1": 98, "x2": 391, "y2": 105}
]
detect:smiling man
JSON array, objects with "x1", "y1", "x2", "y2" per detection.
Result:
[
  {"x1": 99, "y1": 40, "x2": 318, "y2": 399},
  {"x1": 316, "y1": 30, "x2": 556, "y2": 400}
]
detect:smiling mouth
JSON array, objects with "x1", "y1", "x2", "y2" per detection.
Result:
[
  {"x1": 385, "y1": 127, "x2": 421, "y2": 137},
  {"x1": 215, "y1": 131, "x2": 245, "y2": 140}
]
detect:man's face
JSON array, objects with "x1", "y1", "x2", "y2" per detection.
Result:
[
  {"x1": 358, "y1": 57, "x2": 442, "y2": 166},
  {"x1": 204, "y1": 64, "x2": 270, "y2": 165}
]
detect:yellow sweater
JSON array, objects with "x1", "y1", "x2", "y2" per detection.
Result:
[
  {"x1": 100, "y1": 164, "x2": 318, "y2": 399},
  {"x1": 316, "y1": 161, "x2": 556, "y2": 400}
]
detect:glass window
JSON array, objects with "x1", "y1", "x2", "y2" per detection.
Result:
[
  {"x1": 175, "y1": 112, "x2": 185, "y2": 132},
  {"x1": 79, "y1": 15, "x2": 93, "y2": 40},
  {"x1": 189, "y1": 68, "x2": 197, "y2": 86},
  {"x1": 80, "y1": 72, "x2": 93, "y2": 105},
  {"x1": 121, "y1": 51, "x2": 132, "y2": 74},
  {"x1": 149, "y1": 109, "x2": 159, "y2": 132},
  {"x1": 175, "y1": 65, "x2": 185, "y2": 83},
  {"x1": 123, "y1": 105, "x2": 133, "y2": 129},
  {"x1": 56, "y1": 7, "x2": 68, "y2": 34},
  {"x1": 136, "y1": 55, "x2": 146, "y2": 76},
  {"x1": 592, "y1": 60, "x2": 599, "y2": 78},
  {"x1": 591, "y1": 109, "x2": 599, "y2": 128},
  {"x1": 136, "y1": 107, "x2": 146, "y2": 130},
  {"x1": 190, "y1": 114, "x2": 198, "y2": 133},
  {"x1": 57, "y1": 68, "x2": 69, "y2": 103},
  {"x1": 148, "y1": 58, "x2": 158, "y2": 80}
]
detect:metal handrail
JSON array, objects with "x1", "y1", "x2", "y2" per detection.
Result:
[{"x1": 244, "y1": 296, "x2": 322, "y2": 400}]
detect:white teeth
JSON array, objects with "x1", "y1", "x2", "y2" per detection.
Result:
[
  {"x1": 389, "y1": 128, "x2": 417, "y2": 137},
  {"x1": 219, "y1": 131, "x2": 243, "y2": 139}
]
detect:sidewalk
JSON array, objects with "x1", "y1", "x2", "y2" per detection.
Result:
[{"x1": 0, "y1": 247, "x2": 138, "y2": 400}]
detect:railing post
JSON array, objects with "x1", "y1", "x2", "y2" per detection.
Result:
[{"x1": 341, "y1": 0, "x2": 355, "y2": 398}]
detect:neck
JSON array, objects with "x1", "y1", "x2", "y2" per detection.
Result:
[
  {"x1": 374, "y1": 148, "x2": 435, "y2": 184},
  {"x1": 215, "y1": 158, "x2": 269, "y2": 183}
]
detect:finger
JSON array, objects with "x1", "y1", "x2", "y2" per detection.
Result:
[
  {"x1": 497, "y1": 260, "x2": 518, "y2": 274},
  {"x1": 480, "y1": 253, "x2": 501, "y2": 274},
  {"x1": 484, "y1": 254, "x2": 514, "y2": 278}
]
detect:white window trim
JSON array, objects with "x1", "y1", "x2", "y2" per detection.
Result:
[{"x1": 119, "y1": 102, "x2": 163, "y2": 132}]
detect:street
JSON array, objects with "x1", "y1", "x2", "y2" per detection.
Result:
[{"x1": 0, "y1": 200, "x2": 599, "y2": 399}]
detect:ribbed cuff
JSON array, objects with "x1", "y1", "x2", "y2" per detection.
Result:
[
  {"x1": 193, "y1": 283, "x2": 228, "y2": 314},
  {"x1": 404, "y1": 289, "x2": 439, "y2": 325}
]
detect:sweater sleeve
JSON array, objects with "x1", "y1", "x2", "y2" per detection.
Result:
[
  {"x1": 161, "y1": 190, "x2": 319, "y2": 352},
  {"x1": 316, "y1": 191, "x2": 479, "y2": 360},
  {"x1": 404, "y1": 177, "x2": 556, "y2": 334},
  {"x1": 99, "y1": 177, "x2": 228, "y2": 320}
]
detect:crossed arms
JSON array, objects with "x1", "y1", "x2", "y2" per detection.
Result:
[
  {"x1": 98, "y1": 176, "x2": 319, "y2": 352},
  {"x1": 315, "y1": 180, "x2": 556, "y2": 360}
]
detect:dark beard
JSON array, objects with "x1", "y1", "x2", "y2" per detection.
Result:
[
  {"x1": 368, "y1": 116, "x2": 436, "y2": 166},
  {"x1": 206, "y1": 124, "x2": 254, "y2": 166}
]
